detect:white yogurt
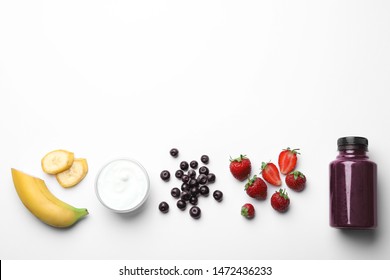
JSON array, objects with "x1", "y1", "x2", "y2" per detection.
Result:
[{"x1": 95, "y1": 159, "x2": 150, "y2": 213}]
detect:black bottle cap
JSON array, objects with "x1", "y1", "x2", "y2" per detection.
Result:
[{"x1": 337, "y1": 136, "x2": 368, "y2": 151}]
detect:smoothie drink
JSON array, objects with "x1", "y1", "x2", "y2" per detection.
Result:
[{"x1": 329, "y1": 137, "x2": 377, "y2": 229}]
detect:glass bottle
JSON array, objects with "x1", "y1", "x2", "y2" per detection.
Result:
[{"x1": 329, "y1": 136, "x2": 377, "y2": 229}]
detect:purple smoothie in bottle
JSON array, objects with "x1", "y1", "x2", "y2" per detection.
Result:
[{"x1": 330, "y1": 136, "x2": 377, "y2": 229}]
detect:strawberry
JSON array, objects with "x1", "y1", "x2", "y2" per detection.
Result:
[
  {"x1": 286, "y1": 171, "x2": 306, "y2": 191},
  {"x1": 241, "y1": 203, "x2": 255, "y2": 219},
  {"x1": 278, "y1": 147, "x2": 300, "y2": 175},
  {"x1": 229, "y1": 155, "x2": 251, "y2": 181},
  {"x1": 261, "y1": 162, "x2": 281, "y2": 186},
  {"x1": 271, "y1": 189, "x2": 290, "y2": 212},
  {"x1": 245, "y1": 175, "x2": 267, "y2": 199}
]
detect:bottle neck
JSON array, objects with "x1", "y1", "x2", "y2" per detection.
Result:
[{"x1": 337, "y1": 148, "x2": 368, "y2": 159}]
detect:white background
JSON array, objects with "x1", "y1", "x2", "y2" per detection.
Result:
[{"x1": 0, "y1": 0, "x2": 389, "y2": 260}]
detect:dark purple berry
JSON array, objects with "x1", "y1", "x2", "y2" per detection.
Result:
[
  {"x1": 181, "y1": 191, "x2": 191, "y2": 201},
  {"x1": 200, "y1": 185, "x2": 210, "y2": 196},
  {"x1": 170, "y1": 148, "x2": 179, "y2": 158},
  {"x1": 181, "y1": 174, "x2": 190, "y2": 183},
  {"x1": 189, "y1": 178, "x2": 199, "y2": 187},
  {"x1": 190, "y1": 160, "x2": 198, "y2": 169},
  {"x1": 181, "y1": 183, "x2": 190, "y2": 192},
  {"x1": 171, "y1": 187, "x2": 181, "y2": 198},
  {"x1": 159, "y1": 202, "x2": 169, "y2": 213},
  {"x1": 180, "y1": 161, "x2": 189, "y2": 171},
  {"x1": 160, "y1": 170, "x2": 170, "y2": 181},
  {"x1": 201, "y1": 155, "x2": 209, "y2": 164},
  {"x1": 189, "y1": 206, "x2": 201, "y2": 219},
  {"x1": 187, "y1": 169, "x2": 196, "y2": 178},
  {"x1": 177, "y1": 199, "x2": 187, "y2": 210},
  {"x1": 213, "y1": 190, "x2": 223, "y2": 202},
  {"x1": 175, "y1": 170, "x2": 184, "y2": 179},
  {"x1": 199, "y1": 166, "x2": 209, "y2": 175},
  {"x1": 190, "y1": 186, "x2": 200, "y2": 197},
  {"x1": 207, "y1": 173, "x2": 216, "y2": 183},
  {"x1": 197, "y1": 174, "x2": 208, "y2": 185},
  {"x1": 189, "y1": 196, "x2": 198, "y2": 205}
]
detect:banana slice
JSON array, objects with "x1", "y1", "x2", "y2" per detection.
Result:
[
  {"x1": 41, "y1": 150, "x2": 74, "y2": 175},
  {"x1": 56, "y1": 158, "x2": 88, "y2": 188}
]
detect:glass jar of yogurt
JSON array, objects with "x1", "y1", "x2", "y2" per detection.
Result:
[{"x1": 95, "y1": 159, "x2": 150, "y2": 213}]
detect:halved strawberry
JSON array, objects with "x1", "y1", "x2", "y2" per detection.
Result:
[
  {"x1": 245, "y1": 175, "x2": 267, "y2": 200},
  {"x1": 229, "y1": 155, "x2": 251, "y2": 181},
  {"x1": 278, "y1": 147, "x2": 300, "y2": 175},
  {"x1": 261, "y1": 162, "x2": 281, "y2": 186}
]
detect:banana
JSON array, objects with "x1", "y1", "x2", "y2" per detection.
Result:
[
  {"x1": 11, "y1": 168, "x2": 88, "y2": 228},
  {"x1": 56, "y1": 158, "x2": 88, "y2": 188},
  {"x1": 41, "y1": 149, "x2": 74, "y2": 174}
]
